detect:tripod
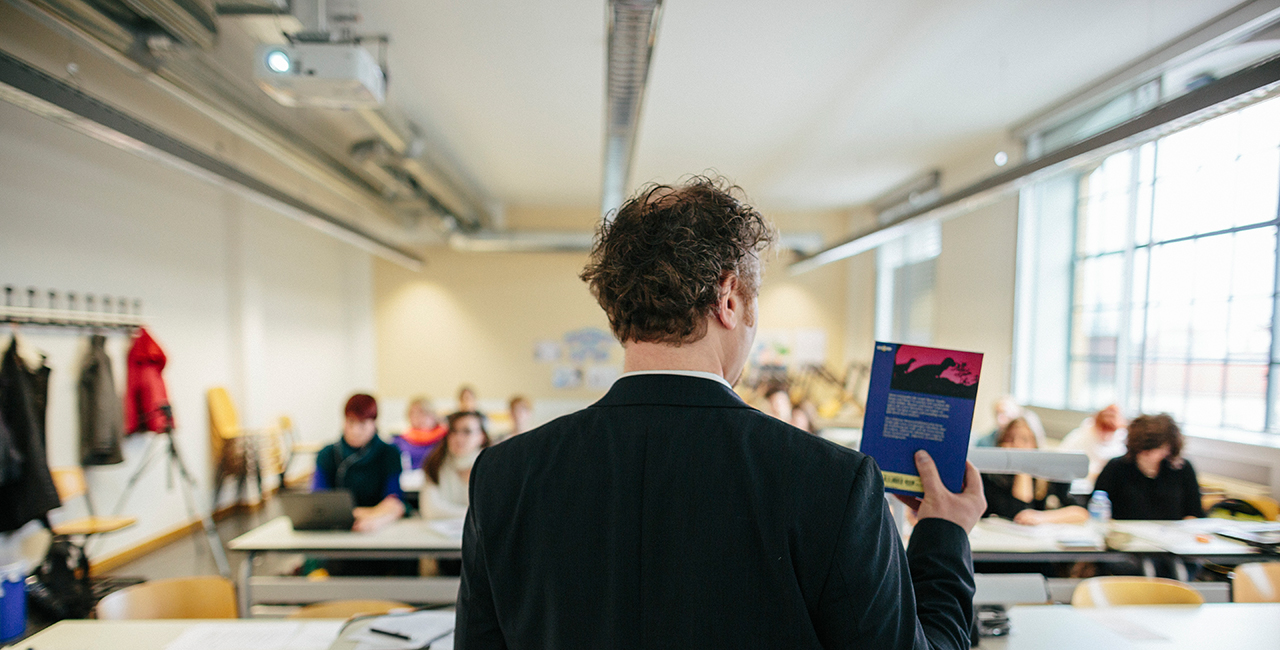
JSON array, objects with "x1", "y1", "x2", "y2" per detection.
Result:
[{"x1": 110, "y1": 429, "x2": 231, "y2": 576}]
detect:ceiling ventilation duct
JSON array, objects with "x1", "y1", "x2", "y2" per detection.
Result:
[
  {"x1": 600, "y1": 0, "x2": 663, "y2": 220},
  {"x1": 119, "y1": 0, "x2": 218, "y2": 49}
]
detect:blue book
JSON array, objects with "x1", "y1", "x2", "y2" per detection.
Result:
[{"x1": 860, "y1": 342, "x2": 983, "y2": 496}]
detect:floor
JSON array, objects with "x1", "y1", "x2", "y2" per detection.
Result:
[{"x1": 103, "y1": 498, "x2": 299, "y2": 582}]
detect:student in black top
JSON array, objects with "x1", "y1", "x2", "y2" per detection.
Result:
[
  {"x1": 1093, "y1": 413, "x2": 1204, "y2": 521},
  {"x1": 981, "y1": 418, "x2": 1087, "y2": 525},
  {"x1": 313, "y1": 393, "x2": 405, "y2": 532}
]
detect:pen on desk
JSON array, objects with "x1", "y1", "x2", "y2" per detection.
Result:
[{"x1": 370, "y1": 627, "x2": 412, "y2": 640}]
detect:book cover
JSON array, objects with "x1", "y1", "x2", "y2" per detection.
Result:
[{"x1": 860, "y1": 342, "x2": 983, "y2": 496}]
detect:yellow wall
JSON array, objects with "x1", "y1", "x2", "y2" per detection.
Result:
[
  {"x1": 374, "y1": 205, "x2": 855, "y2": 406},
  {"x1": 933, "y1": 196, "x2": 1019, "y2": 435}
]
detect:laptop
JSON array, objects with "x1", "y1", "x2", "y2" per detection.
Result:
[{"x1": 280, "y1": 490, "x2": 357, "y2": 531}]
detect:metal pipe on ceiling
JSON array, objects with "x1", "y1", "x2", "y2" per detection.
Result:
[
  {"x1": 600, "y1": 0, "x2": 662, "y2": 220},
  {"x1": 789, "y1": 54, "x2": 1280, "y2": 276},
  {"x1": 0, "y1": 47, "x2": 424, "y2": 269}
]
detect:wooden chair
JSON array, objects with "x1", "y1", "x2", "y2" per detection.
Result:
[
  {"x1": 48, "y1": 467, "x2": 137, "y2": 537},
  {"x1": 94, "y1": 576, "x2": 237, "y2": 619},
  {"x1": 47, "y1": 466, "x2": 136, "y2": 591},
  {"x1": 288, "y1": 599, "x2": 413, "y2": 619},
  {"x1": 208, "y1": 387, "x2": 264, "y2": 507},
  {"x1": 1071, "y1": 577, "x2": 1204, "y2": 607},
  {"x1": 1233, "y1": 562, "x2": 1280, "y2": 602}
]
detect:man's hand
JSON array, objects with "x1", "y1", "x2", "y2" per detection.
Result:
[{"x1": 896, "y1": 450, "x2": 986, "y2": 533}]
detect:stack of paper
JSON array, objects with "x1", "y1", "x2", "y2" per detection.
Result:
[
  {"x1": 347, "y1": 610, "x2": 455, "y2": 650},
  {"x1": 164, "y1": 621, "x2": 343, "y2": 650}
]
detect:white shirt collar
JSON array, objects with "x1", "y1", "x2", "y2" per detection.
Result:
[{"x1": 617, "y1": 369, "x2": 734, "y2": 390}]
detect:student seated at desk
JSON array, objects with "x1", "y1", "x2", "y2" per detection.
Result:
[
  {"x1": 420, "y1": 411, "x2": 490, "y2": 519},
  {"x1": 1094, "y1": 413, "x2": 1204, "y2": 521},
  {"x1": 391, "y1": 396, "x2": 447, "y2": 469},
  {"x1": 973, "y1": 395, "x2": 1046, "y2": 448},
  {"x1": 1059, "y1": 403, "x2": 1128, "y2": 486},
  {"x1": 314, "y1": 394, "x2": 405, "y2": 532},
  {"x1": 982, "y1": 418, "x2": 1088, "y2": 525}
]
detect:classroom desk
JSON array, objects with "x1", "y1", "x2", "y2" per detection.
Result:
[
  {"x1": 18, "y1": 619, "x2": 347, "y2": 650},
  {"x1": 969, "y1": 519, "x2": 1153, "y2": 564},
  {"x1": 227, "y1": 515, "x2": 462, "y2": 617},
  {"x1": 967, "y1": 518, "x2": 1268, "y2": 580},
  {"x1": 976, "y1": 603, "x2": 1280, "y2": 649}
]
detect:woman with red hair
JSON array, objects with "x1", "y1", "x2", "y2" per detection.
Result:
[{"x1": 313, "y1": 393, "x2": 405, "y2": 532}]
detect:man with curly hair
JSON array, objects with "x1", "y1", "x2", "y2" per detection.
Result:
[{"x1": 456, "y1": 176, "x2": 985, "y2": 649}]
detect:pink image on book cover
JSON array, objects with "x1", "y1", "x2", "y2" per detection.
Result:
[{"x1": 890, "y1": 344, "x2": 982, "y2": 399}]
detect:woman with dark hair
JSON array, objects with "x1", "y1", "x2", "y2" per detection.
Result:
[
  {"x1": 420, "y1": 411, "x2": 491, "y2": 519},
  {"x1": 981, "y1": 418, "x2": 1087, "y2": 525},
  {"x1": 1093, "y1": 413, "x2": 1204, "y2": 521},
  {"x1": 313, "y1": 394, "x2": 405, "y2": 532}
]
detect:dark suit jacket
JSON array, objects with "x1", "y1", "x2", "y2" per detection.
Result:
[{"x1": 457, "y1": 374, "x2": 974, "y2": 649}]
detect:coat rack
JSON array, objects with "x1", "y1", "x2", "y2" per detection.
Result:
[{"x1": 1, "y1": 285, "x2": 143, "y2": 330}]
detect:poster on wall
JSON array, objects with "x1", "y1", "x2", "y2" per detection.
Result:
[
  {"x1": 545, "y1": 327, "x2": 622, "y2": 390},
  {"x1": 551, "y1": 365, "x2": 583, "y2": 389},
  {"x1": 749, "y1": 328, "x2": 828, "y2": 368}
]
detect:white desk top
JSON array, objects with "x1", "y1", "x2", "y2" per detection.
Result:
[
  {"x1": 1111, "y1": 519, "x2": 1270, "y2": 557},
  {"x1": 967, "y1": 519, "x2": 1161, "y2": 555},
  {"x1": 968, "y1": 518, "x2": 1265, "y2": 557},
  {"x1": 20, "y1": 619, "x2": 346, "y2": 650},
  {"x1": 980, "y1": 603, "x2": 1280, "y2": 650},
  {"x1": 228, "y1": 516, "x2": 462, "y2": 553}
]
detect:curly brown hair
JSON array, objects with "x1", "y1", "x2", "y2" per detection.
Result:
[
  {"x1": 581, "y1": 176, "x2": 776, "y2": 344},
  {"x1": 1124, "y1": 413, "x2": 1183, "y2": 460}
]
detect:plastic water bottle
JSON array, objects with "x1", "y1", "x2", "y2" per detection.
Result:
[{"x1": 1088, "y1": 490, "x2": 1112, "y2": 525}]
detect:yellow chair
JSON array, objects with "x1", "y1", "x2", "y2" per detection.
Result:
[
  {"x1": 1071, "y1": 577, "x2": 1204, "y2": 607},
  {"x1": 48, "y1": 467, "x2": 136, "y2": 537},
  {"x1": 1242, "y1": 497, "x2": 1280, "y2": 522},
  {"x1": 94, "y1": 576, "x2": 237, "y2": 619},
  {"x1": 208, "y1": 387, "x2": 265, "y2": 507},
  {"x1": 288, "y1": 599, "x2": 413, "y2": 619},
  {"x1": 1233, "y1": 562, "x2": 1280, "y2": 602}
]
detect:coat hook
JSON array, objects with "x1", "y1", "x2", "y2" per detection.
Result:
[
  {"x1": 133, "y1": 298, "x2": 142, "y2": 317},
  {"x1": 68, "y1": 292, "x2": 78, "y2": 311},
  {"x1": 118, "y1": 297, "x2": 127, "y2": 315},
  {"x1": 86, "y1": 294, "x2": 95, "y2": 312},
  {"x1": 4, "y1": 286, "x2": 12, "y2": 308},
  {"x1": 26, "y1": 287, "x2": 35, "y2": 309},
  {"x1": 48, "y1": 290, "x2": 58, "y2": 311}
]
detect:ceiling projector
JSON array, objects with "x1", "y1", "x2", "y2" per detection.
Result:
[{"x1": 254, "y1": 42, "x2": 386, "y2": 109}]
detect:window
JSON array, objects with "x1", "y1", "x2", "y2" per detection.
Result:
[
  {"x1": 876, "y1": 222, "x2": 940, "y2": 345},
  {"x1": 1016, "y1": 94, "x2": 1280, "y2": 433}
]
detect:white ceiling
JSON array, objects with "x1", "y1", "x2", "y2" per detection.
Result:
[{"x1": 351, "y1": 0, "x2": 1244, "y2": 213}]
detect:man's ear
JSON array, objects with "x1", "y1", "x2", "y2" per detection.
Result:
[{"x1": 715, "y1": 274, "x2": 740, "y2": 330}]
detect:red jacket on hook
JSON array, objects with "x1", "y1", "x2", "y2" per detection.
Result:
[{"x1": 124, "y1": 327, "x2": 174, "y2": 433}]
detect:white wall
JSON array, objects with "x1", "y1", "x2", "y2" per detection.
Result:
[
  {"x1": 0, "y1": 99, "x2": 376, "y2": 561},
  {"x1": 933, "y1": 196, "x2": 1019, "y2": 436}
]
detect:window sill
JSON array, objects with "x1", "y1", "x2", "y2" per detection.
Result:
[{"x1": 1182, "y1": 425, "x2": 1280, "y2": 451}]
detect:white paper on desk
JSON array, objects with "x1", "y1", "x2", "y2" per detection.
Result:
[
  {"x1": 1085, "y1": 611, "x2": 1171, "y2": 641},
  {"x1": 285, "y1": 622, "x2": 345, "y2": 650},
  {"x1": 350, "y1": 610, "x2": 455, "y2": 649},
  {"x1": 430, "y1": 518, "x2": 466, "y2": 539},
  {"x1": 166, "y1": 622, "x2": 302, "y2": 650},
  {"x1": 355, "y1": 634, "x2": 453, "y2": 650},
  {"x1": 981, "y1": 519, "x2": 1102, "y2": 546}
]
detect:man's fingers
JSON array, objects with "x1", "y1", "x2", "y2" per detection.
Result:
[
  {"x1": 962, "y1": 461, "x2": 982, "y2": 495},
  {"x1": 914, "y1": 450, "x2": 947, "y2": 494}
]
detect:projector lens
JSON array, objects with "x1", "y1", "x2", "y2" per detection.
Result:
[{"x1": 266, "y1": 50, "x2": 291, "y2": 73}]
